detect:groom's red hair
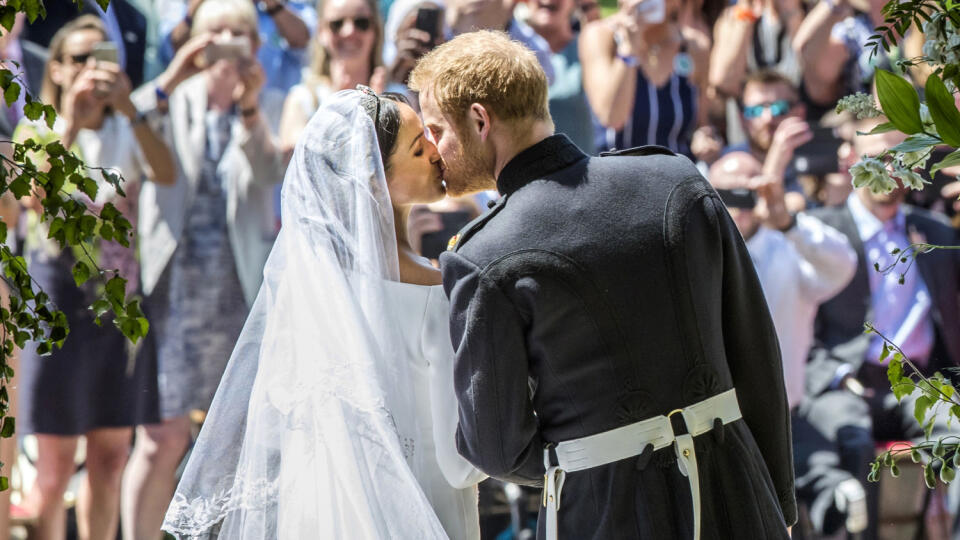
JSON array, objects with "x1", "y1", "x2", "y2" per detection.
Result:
[{"x1": 409, "y1": 30, "x2": 551, "y2": 126}]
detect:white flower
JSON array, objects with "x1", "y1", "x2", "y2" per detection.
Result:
[
  {"x1": 836, "y1": 93, "x2": 881, "y2": 119},
  {"x1": 851, "y1": 157, "x2": 897, "y2": 194},
  {"x1": 893, "y1": 167, "x2": 929, "y2": 191},
  {"x1": 899, "y1": 149, "x2": 931, "y2": 170}
]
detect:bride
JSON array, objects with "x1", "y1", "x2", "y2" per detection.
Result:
[{"x1": 161, "y1": 87, "x2": 486, "y2": 539}]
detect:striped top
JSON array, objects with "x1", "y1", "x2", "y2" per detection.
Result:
[{"x1": 594, "y1": 67, "x2": 698, "y2": 157}]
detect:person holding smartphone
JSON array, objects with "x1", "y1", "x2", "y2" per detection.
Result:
[
  {"x1": 122, "y1": 1, "x2": 285, "y2": 537},
  {"x1": 12, "y1": 15, "x2": 176, "y2": 540},
  {"x1": 580, "y1": 0, "x2": 712, "y2": 157},
  {"x1": 383, "y1": 0, "x2": 444, "y2": 100}
]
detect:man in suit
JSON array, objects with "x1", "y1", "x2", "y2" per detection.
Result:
[
  {"x1": 411, "y1": 30, "x2": 795, "y2": 539},
  {"x1": 804, "y1": 121, "x2": 960, "y2": 539}
]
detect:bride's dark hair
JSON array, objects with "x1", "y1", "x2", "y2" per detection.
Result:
[{"x1": 358, "y1": 86, "x2": 410, "y2": 171}]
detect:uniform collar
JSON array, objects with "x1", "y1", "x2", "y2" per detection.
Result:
[{"x1": 496, "y1": 134, "x2": 587, "y2": 196}]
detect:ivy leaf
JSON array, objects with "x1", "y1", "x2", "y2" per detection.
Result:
[
  {"x1": 8, "y1": 176, "x2": 29, "y2": 199},
  {"x1": 90, "y1": 299, "x2": 111, "y2": 318},
  {"x1": 105, "y1": 276, "x2": 126, "y2": 308},
  {"x1": 22, "y1": 0, "x2": 42, "y2": 22},
  {"x1": 43, "y1": 105, "x2": 56, "y2": 130},
  {"x1": 71, "y1": 260, "x2": 91, "y2": 287},
  {"x1": 3, "y1": 82, "x2": 18, "y2": 108},
  {"x1": 0, "y1": 6, "x2": 15, "y2": 32},
  {"x1": 876, "y1": 69, "x2": 924, "y2": 134},
  {"x1": 890, "y1": 133, "x2": 940, "y2": 153},
  {"x1": 22, "y1": 101, "x2": 42, "y2": 121},
  {"x1": 925, "y1": 74, "x2": 960, "y2": 147}
]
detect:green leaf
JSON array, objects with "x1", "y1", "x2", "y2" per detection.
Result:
[
  {"x1": 8, "y1": 177, "x2": 29, "y2": 199},
  {"x1": 925, "y1": 464, "x2": 937, "y2": 488},
  {"x1": 880, "y1": 342, "x2": 890, "y2": 363},
  {"x1": 90, "y1": 299, "x2": 111, "y2": 318},
  {"x1": 915, "y1": 395, "x2": 933, "y2": 426},
  {"x1": 857, "y1": 121, "x2": 898, "y2": 136},
  {"x1": 105, "y1": 276, "x2": 126, "y2": 306},
  {"x1": 925, "y1": 74, "x2": 960, "y2": 147},
  {"x1": 0, "y1": 417, "x2": 12, "y2": 438},
  {"x1": 876, "y1": 69, "x2": 924, "y2": 134},
  {"x1": 81, "y1": 177, "x2": 98, "y2": 200},
  {"x1": 43, "y1": 105, "x2": 56, "y2": 130},
  {"x1": 0, "y1": 7, "x2": 15, "y2": 32},
  {"x1": 3, "y1": 82, "x2": 19, "y2": 108},
  {"x1": 890, "y1": 133, "x2": 941, "y2": 154},
  {"x1": 48, "y1": 325, "x2": 67, "y2": 342},
  {"x1": 891, "y1": 462, "x2": 901, "y2": 477},
  {"x1": 96, "y1": 0, "x2": 110, "y2": 10},
  {"x1": 913, "y1": 448, "x2": 923, "y2": 463},
  {"x1": 22, "y1": 101, "x2": 42, "y2": 121},
  {"x1": 22, "y1": 0, "x2": 42, "y2": 22},
  {"x1": 71, "y1": 260, "x2": 91, "y2": 287},
  {"x1": 0, "y1": 476, "x2": 8, "y2": 492},
  {"x1": 932, "y1": 148, "x2": 960, "y2": 175},
  {"x1": 942, "y1": 464, "x2": 956, "y2": 484}
]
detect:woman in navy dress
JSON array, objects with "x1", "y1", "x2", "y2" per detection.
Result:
[{"x1": 580, "y1": 0, "x2": 712, "y2": 158}]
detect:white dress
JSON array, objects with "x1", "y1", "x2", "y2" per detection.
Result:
[{"x1": 384, "y1": 280, "x2": 486, "y2": 540}]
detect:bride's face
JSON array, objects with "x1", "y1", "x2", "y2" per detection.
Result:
[{"x1": 385, "y1": 102, "x2": 446, "y2": 206}]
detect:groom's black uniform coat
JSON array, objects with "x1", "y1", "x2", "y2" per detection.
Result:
[{"x1": 440, "y1": 135, "x2": 796, "y2": 539}]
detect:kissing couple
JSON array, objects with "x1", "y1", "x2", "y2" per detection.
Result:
[{"x1": 162, "y1": 30, "x2": 797, "y2": 540}]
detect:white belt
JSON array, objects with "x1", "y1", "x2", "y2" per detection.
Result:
[{"x1": 542, "y1": 388, "x2": 742, "y2": 540}]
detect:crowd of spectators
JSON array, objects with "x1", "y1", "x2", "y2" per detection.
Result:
[{"x1": 0, "y1": 0, "x2": 957, "y2": 538}]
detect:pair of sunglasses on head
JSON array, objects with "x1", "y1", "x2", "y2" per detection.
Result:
[
  {"x1": 327, "y1": 16, "x2": 373, "y2": 33},
  {"x1": 742, "y1": 99, "x2": 793, "y2": 120}
]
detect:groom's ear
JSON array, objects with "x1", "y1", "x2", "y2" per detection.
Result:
[{"x1": 468, "y1": 103, "x2": 492, "y2": 142}]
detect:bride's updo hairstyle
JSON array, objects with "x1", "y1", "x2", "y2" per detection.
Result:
[{"x1": 358, "y1": 85, "x2": 410, "y2": 171}]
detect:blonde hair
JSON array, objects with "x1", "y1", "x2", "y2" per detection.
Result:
[
  {"x1": 305, "y1": 0, "x2": 383, "y2": 90},
  {"x1": 41, "y1": 15, "x2": 107, "y2": 109},
  {"x1": 191, "y1": 0, "x2": 260, "y2": 45},
  {"x1": 409, "y1": 30, "x2": 551, "y2": 124}
]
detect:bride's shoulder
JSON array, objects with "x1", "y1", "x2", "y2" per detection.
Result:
[{"x1": 398, "y1": 252, "x2": 442, "y2": 287}]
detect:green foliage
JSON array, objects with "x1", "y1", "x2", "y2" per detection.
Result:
[
  {"x1": 0, "y1": 0, "x2": 150, "y2": 491},
  {"x1": 875, "y1": 70, "x2": 924, "y2": 134}
]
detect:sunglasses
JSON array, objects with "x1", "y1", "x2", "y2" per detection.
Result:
[
  {"x1": 742, "y1": 99, "x2": 793, "y2": 120},
  {"x1": 328, "y1": 16, "x2": 373, "y2": 33}
]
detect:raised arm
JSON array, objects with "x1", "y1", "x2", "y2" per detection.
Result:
[
  {"x1": 579, "y1": 19, "x2": 639, "y2": 130},
  {"x1": 708, "y1": 4, "x2": 757, "y2": 98},
  {"x1": 792, "y1": 0, "x2": 851, "y2": 105}
]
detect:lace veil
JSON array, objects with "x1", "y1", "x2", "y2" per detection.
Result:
[{"x1": 162, "y1": 90, "x2": 448, "y2": 539}]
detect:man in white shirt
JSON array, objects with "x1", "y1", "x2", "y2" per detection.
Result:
[
  {"x1": 709, "y1": 151, "x2": 866, "y2": 537},
  {"x1": 805, "y1": 123, "x2": 960, "y2": 540}
]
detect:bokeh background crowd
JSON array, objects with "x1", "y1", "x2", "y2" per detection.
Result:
[{"x1": 0, "y1": 0, "x2": 957, "y2": 538}]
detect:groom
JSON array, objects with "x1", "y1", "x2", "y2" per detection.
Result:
[{"x1": 410, "y1": 31, "x2": 796, "y2": 539}]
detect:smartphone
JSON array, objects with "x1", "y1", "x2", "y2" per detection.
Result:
[
  {"x1": 204, "y1": 36, "x2": 252, "y2": 64},
  {"x1": 633, "y1": 0, "x2": 665, "y2": 24},
  {"x1": 415, "y1": 6, "x2": 442, "y2": 43},
  {"x1": 792, "y1": 126, "x2": 843, "y2": 176},
  {"x1": 91, "y1": 42, "x2": 119, "y2": 64},
  {"x1": 420, "y1": 210, "x2": 472, "y2": 260}
]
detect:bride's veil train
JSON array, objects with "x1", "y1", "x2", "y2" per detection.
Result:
[{"x1": 161, "y1": 90, "x2": 449, "y2": 539}]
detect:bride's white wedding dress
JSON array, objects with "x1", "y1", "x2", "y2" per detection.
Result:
[
  {"x1": 385, "y1": 281, "x2": 484, "y2": 539},
  {"x1": 162, "y1": 90, "x2": 484, "y2": 539}
]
